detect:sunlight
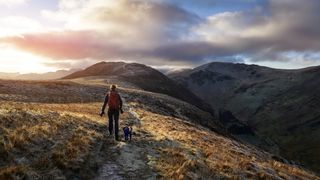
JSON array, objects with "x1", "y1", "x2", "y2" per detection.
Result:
[
  {"x1": 0, "y1": 16, "x2": 43, "y2": 37},
  {"x1": 0, "y1": 46, "x2": 56, "y2": 73}
]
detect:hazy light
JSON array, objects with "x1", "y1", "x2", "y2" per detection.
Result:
[
  {"x1": 0, "y1": 0, "x2": 26, "y2": 6},
  {"x1": 0, "y1": 46, "x2": 56, "y2": 73},
  {"x1": 244, "y1": 59, "x2": 320, "y2": 70}
]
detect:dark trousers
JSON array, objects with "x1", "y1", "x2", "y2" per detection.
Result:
[{"x1": 108, "y1": 109, "x2": 119, "y2": 140}]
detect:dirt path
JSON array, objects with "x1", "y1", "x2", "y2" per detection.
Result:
[{"x1": 94, "y1": 107, "x2": 159, "y2": 180}]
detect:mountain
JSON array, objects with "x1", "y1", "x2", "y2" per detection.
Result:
[
  {"x1": 17, "y1": 69, "x2": 80, "y2": 80},
  {"x1": 0, "y1": 69, "x2": 79, "y2": 80},
  {"x1": 62, "y1": 61, "x2": 214, "y2": 117},
  {"x1": 0, "y1": 78, "x2": 318, "y2": 179},
  {"x1": 0, "y1": 72, "x2": 20, "y2": 79},
  {"x1": 63, "y1": 62, "x2": 286, "y2": 151},
  {"x1": 169, "y1": 62, "x2": 320, "y2": 173}
]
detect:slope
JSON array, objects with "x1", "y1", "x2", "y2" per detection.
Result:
[
  {"x1": 0, "y1": 69, "x2": 78, "y2": 80},
  {"x1": 169, "y1": 62, "x2": 320, "y2": 173},
  {"x1": 62, "y1": 61, "x2": 213, "y2": 114},
  {"x1": 0, "y1": 79, "x2": 318, "y2": 179}
]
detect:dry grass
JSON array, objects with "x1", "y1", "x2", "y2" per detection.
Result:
[
  {"x1": 0, "y1": 79, "x2": 319, "y2": 179},
  {"x1": 131, "y1": 104, "x2": 319, "y2": 179},
  {"x1": 0, "y1": 101, "x2": 106, "y2": 179}
]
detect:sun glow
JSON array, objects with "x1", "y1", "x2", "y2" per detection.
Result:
[{"x1": 0, "y1": 46, "x2": 56, "y2": 73}]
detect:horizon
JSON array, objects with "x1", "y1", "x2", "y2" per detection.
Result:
[
  {"x1": 0, "y1": 0, "x2": 320, "y2": 73},
  {"x1": 2, "y1": 60, "x2": 319, "y2": 75}
]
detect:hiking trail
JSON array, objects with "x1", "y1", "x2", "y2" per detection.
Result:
[{"x1": 94, "y1": 106, "x2": 160, "y2": 179}]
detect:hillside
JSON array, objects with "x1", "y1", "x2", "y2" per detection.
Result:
[
  {"x1": 62, "y1": 61, "x2": 213, "y2": 115},
  {"x1": 0, "y1": 72, "x2": 20, "y2": 79},
  {"x1": 0, "y1": 79, "x2": 318, "y2": 179},
  {"x1": 169, "y1": 62, "x2": 320, "y2": 173},
  {"x1": 63, "y1": 62, "x2": 272, "y2": 150},
  {"x1": 0, "y1": 69, "x2": 78, "y2": 80}
]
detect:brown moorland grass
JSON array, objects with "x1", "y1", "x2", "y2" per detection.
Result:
[
  {"x1": 0, "y1": 101, "x2": 107, "y2": 179},
  {"x1": 130, "y1": 103, "x2": 319, "y2": 179},
  {"x1": 0, "y1": 79, "x2": 319, "y2": 179}
]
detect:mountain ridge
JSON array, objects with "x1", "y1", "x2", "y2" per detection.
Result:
[
  {"x1": 62, "y1": 61, "x2": 215, "y2": 117},
  {"x1": 169, "y1": 61, "x2": 320, "y2": 173}
]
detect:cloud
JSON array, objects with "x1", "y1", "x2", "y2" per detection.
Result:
[
  {"x1": 160, "y1": 0, "x2": 263, "y2": 8},
  {"x1": 0, "y1": 0, "x2": 27, "y2": 6},
  {"x1": 0, "y1": 16, "x2": 43, "y2": 37},
  {"x1": 41, "y1": 59, "x2": 100, "y2": 70},
  {"x1": 192, "y1": 0, "x2": 320, "y2": 63},
  {"x1": 2, "y1": 31, "x2": 124, "y2": 60},
  {"x1": 42, "y1": 0, "x2": 200, "y2": 47},
  {"x1": 2, "y1": 0, "x2": 320, "y2": 69},
  {"x1": 2, "y1": 0, "x2": 203, "y2": 65}
]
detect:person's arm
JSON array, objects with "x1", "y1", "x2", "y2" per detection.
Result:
[
  {"x1": 119, "y1": 93, "x2": 123, "y2": 111},
  {"x1": 100, "y1": 93, "x2": 109, "y2": 116}
]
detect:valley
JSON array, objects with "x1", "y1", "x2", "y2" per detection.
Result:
[{"x1": 170, "y1": 62, "x2": 320, "y2": 173}]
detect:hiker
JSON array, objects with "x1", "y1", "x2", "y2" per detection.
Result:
[{"x1": 100, "y1": 84, "x2": 123, "y2": 141}]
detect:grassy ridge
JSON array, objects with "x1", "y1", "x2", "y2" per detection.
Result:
[{"x1": 0, "y1": 79, "x2": 318, "y2": 179}]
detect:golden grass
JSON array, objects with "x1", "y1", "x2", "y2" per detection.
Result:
[
  {"x1": 131, "y1": 104, "x2": 319, "y2": 179},
  {"x1": 0, "y1": 79, "x2": 319, "y2": 179},
  {"x1": 0, "y1": 101, "x2": 106, "y2": 179},
  {"x1": 0, "y1": 165, "x2": 28, "y2": 180}
]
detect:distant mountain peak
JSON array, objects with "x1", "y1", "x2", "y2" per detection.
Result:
[
  {"x1": 62, "y1": 61, "x2": 214, "y2": 115},
  {"x1": 62, "y1": 61, "x2": 159, "y2": 79}
]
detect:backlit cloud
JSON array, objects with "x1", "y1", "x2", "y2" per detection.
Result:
[
  {"x1": 1, "y1": 0, "x2": 320, "y2": 71},
  {"x1": 0, "y1": 16, "x2": 43, "y2": 37},
  {"x1": 0, "y1": 0, "x2": 27, "y2": 6},
  {"x1": 192, "y1": 0, "x2": 320, "y2": 63}
]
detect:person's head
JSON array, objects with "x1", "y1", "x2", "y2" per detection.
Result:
[{"x1": 110, "y1": 84, "x2": 117, "y2": 91}]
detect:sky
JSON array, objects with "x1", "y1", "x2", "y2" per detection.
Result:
[{"x1": 0, "y1": 0, "x2": 320, "y2": 73}]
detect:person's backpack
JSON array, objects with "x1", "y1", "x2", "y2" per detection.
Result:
[{"x1": 107, "y1": 91, "x2": 120, "y2": 110}]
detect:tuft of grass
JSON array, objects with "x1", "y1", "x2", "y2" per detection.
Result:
[{"x1": 0, "y1": 165, "x2": 28, "y2": 180}]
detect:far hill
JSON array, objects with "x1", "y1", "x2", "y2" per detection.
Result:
[
  {"x1": 62, "y1": 61, "x2": 213, "y2": 115},
  {"x1": 169, "y1": 62, "x2": 320, "y2": 173},
  {"x1": 0, "y1": 72, "x2": 20, "y2": 79},
  {"x1": 0, "y1": 69, "x2": 79, "y2": 80}
]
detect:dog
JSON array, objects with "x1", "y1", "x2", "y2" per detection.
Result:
[{"x1": 123, "y1": 125, "x2": 132, "y2": 141}]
